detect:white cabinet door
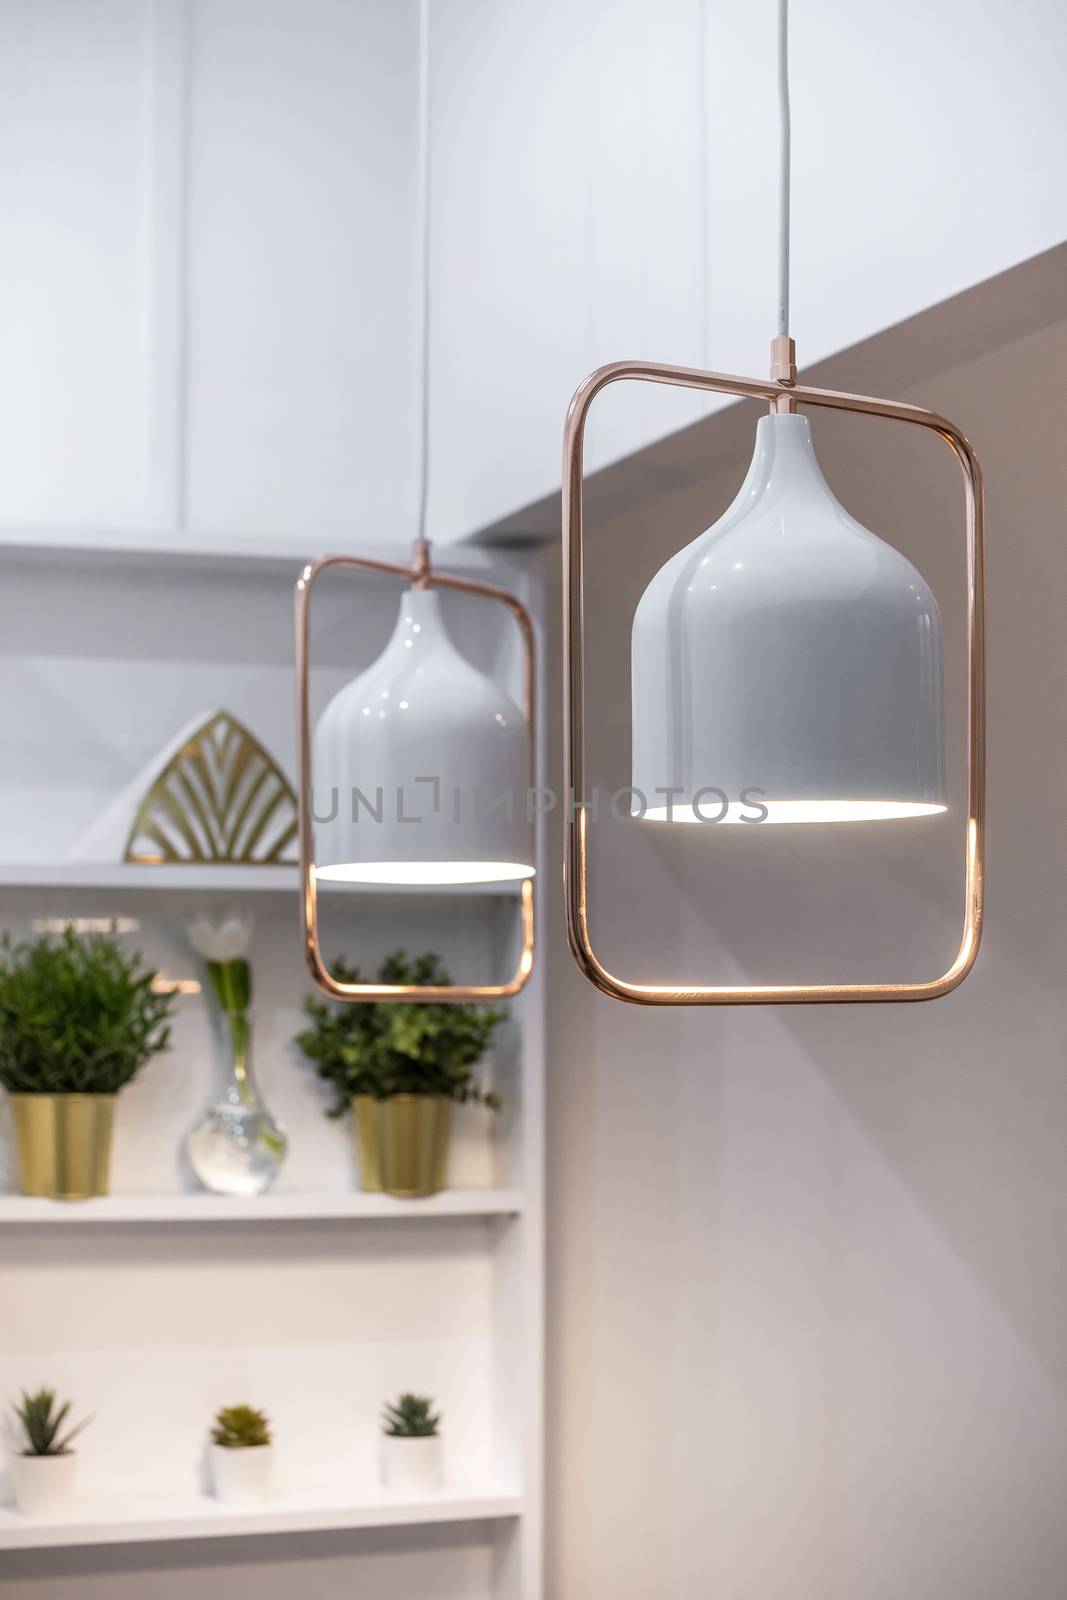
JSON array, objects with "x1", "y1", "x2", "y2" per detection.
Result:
[
  {"x1": 184, "y1": 0, "x2": 419, "y2": 547},
  {"x1": 0, "y1": 0, "x2": 159, "y2": 529}
]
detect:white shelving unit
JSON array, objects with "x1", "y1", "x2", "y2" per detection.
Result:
[
  {"x1": 0, "y1": 1485, "x2": 524, "y2": 1552},
  {"x1": 0, "y1": 1189, "x2": 524, "y2": 1225},
  {"x1": 0, "y1": 862, "x2": 524, "y2": 896},
  {"x1": 0, "y1": 537, "x2": 546, "y2": 1600}
]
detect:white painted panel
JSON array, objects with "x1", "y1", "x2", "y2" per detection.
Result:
[
  {"x1": 0, "y1": 0, "x2": 155, "y2": 527},
  {"x1": 1, "y1": 0, "x2": 1062, "y2": 549},
  {"x1": 585, "y1": 0, "x2": 711, "y2": 470},
  {"x1": 184, "y1": 0, "x2": 420, "y2": 546},
  {"x1": 430, "y1": 0, "x2": 1067, "y2": 537},
  {"x1": 783, "y1": 0, "x2": 1067, "y2": 369},
  {"x1": 428, "y1": 0, "x2": 592, "y2": 543}
]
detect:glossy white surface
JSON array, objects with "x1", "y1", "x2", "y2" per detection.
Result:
[
  {"x1": 314, "y1": 588, "x2": 534, "y2": 883},
  {"x1": 631, "y1": 414, "x2": 944, "y2": 822}
]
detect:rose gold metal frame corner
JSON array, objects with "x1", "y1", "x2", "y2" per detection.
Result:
[
  {"x1": 562, "y1": 359, "x2": 985, "y2": 1005},
  {"x1": 295, "y1": 552, "x2": 537, "y2": 1004}
]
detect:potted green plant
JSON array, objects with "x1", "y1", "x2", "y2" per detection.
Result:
[
  {"x1": 296, "y1": 950, "x2": 504, "y2": 1198},
  {"x1": 381, "y1": 1392, "x2": 442, "y2": 1494},
  {"x1": 8, "y1": 1387, "x2": 91, "y2": 1517},
  {"x1": 0, "y1": 930, "x2": 175, "y2": 1200},
  {"x1": 209, "y1": 1404, "x2": 273, "y2": 1505}
]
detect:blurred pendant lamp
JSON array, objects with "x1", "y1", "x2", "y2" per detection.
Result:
[
  {"x1": 562, "y1": 0, "x2": 985, "y2": 1005},
  {"x1": 295, "y1": 0, "x2": 536, "y2": 1002}
]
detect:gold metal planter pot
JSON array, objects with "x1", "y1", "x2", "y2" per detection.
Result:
[
  {"x1": 352, "y1": 1096, "x2": 453, "y2": 1199},
  {"x1": 10, "y1": 1094, "x2": 116, "y2": 1200}
]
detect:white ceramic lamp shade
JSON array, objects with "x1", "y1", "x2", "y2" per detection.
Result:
[
  {"x1": 631, "y1": 413, "x2": 945, "y2": 824},
  {"x1": 313, "y1": 588, "x2": 534, "y2": 884}
]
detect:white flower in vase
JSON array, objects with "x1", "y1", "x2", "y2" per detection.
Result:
[
  {"x1": 184, "y1": 910, "x2": 287, "y2": 1196},
  {"x1": 188, "y1": 912, "x2": 253, "y2": 1014},
  {"x1": 187, "y1": 912, "x2": 253, "y2": 965}
]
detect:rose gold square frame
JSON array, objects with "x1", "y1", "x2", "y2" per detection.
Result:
[
  {"x1": 295, "y1": 552, "x2": 536, "y2": 1003},
  {"x1": 563, "y1": 359, "x2": 985, "y2": 1005}
]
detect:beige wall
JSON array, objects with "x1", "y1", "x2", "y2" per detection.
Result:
[{"x1": 542, "y1": 315, "x2": 1067, "y2": 1598}]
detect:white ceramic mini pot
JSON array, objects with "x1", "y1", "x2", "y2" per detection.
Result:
[
  {"x1": 381, "y1": 1433, "x2": 442, "y2": 1495},
  {"x1": 10, "y1": 1452, "x2": 77, "y2": 1518},
  {"x1": 210, "y1": 1443, "x2": 273, "y2": 1506}
]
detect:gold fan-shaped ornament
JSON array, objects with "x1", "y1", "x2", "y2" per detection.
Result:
[{"x1": 124, "y1": 712, "x2": 298, "y2": 865}]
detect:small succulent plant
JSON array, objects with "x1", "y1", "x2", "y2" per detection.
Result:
[
  {"x1": 211, "y1": 1404, "x2": 272, "y2": 1450},
  {"x1": 382, "y1": 1392, "x2": 441, "y2": 1438},
  {"x1": 12, "y1": 1387, "x2": 91, "y2": 1457}
]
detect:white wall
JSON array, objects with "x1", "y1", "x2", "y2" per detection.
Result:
[
  {"x1": 541, "y1": 311, "x2": 1067, "y2": 1598},
  {"x1": 182, "y1": 0, "x2": 419, "y2": 544},
  {"x1": 0, "y1": 0, "x2": 156, "y2": 528},
  {"x1": 0, "y1": 0, "x2": 422, "y2": 549},
  {"x1": 431, "y1": 0, "x2": 1067, "y2": 537},
  {"x1": 1, "y1": 0, "x2": 1064, "y2": 548}
]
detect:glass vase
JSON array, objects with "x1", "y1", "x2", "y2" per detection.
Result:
[{"x1": 186, "y1": 1009, "x2": 287, "y2": 1196}]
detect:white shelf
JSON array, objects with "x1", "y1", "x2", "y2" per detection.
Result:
[
  {"x1": 0, "y1": 1188, "x2": 524, "y2": 1225},
  {"x1": 0, "y1": 862, "x2": 523, "y2": 897},
  {"x1": 0, "y1": 526, "x2": 523, "y2": 576},
  {"x1": 0, "y1": 1483, "x2": 523, "y2": 1550},
  {"x1": 0, "y1": 526, "x2": 318, "y2": 576}
]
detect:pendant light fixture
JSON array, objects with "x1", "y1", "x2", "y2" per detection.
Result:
[
  {"x1": 295, "y1": 0, "x2": 536, "y2": 1003},
  {"x1": 562, "y1": 0, "x2": 985, "y2": 1005}
]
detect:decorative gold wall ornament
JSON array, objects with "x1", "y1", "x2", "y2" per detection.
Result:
[{"x1": 124, "y1": 712, "x2": 298, "y2": 866}]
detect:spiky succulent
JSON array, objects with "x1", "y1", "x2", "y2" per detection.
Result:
[
  {"x1": 211, "y1": 1404, "x2": 272, "y2": 1450},
  {"x1": 12, "y1": 1387, "x2": 91, "y2": 1457},
  {"x1": 382, "y1": 1392, "x2": 441, "y2": 1438}
]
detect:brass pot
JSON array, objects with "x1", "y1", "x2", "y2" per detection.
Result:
[
  {"x1": 352, "y1": 1095, "x2": 453, "y2": 1199},
  {"x1": 9, "y1": 1094, "x2": 115, "y2": 1200}
]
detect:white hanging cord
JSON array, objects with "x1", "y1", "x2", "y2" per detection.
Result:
[
  {"x1": 414, "y1": 0, "x2": 432, "y2": 550},
  {"x1": 697, "y1": 0, "x2": 711, "y2": 370},
  {"x1": 776, "y1": 0, "x2": 791, "y2": 337}
]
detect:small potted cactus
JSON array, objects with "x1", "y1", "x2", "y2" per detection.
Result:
[
  {"x1": 8, "y1": 1387, "x2": 91, "y2": 1517},
  {"x1": 209, "y1": 1405, "x2": 273, "y2": 1505},
  {"x1": 381, "y1": 1392, "x2": 442, "y2": 1495}
]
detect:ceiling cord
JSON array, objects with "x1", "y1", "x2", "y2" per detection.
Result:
[
  {"x1": 777, "y1": 0, "x2": 791, "y2": 337},
  {"x1": 414, "y1": 0, "x2": 432, "y2": 547},
  {"x1": 697, "y1": 0, "x2": 711, "y2": 371}
]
